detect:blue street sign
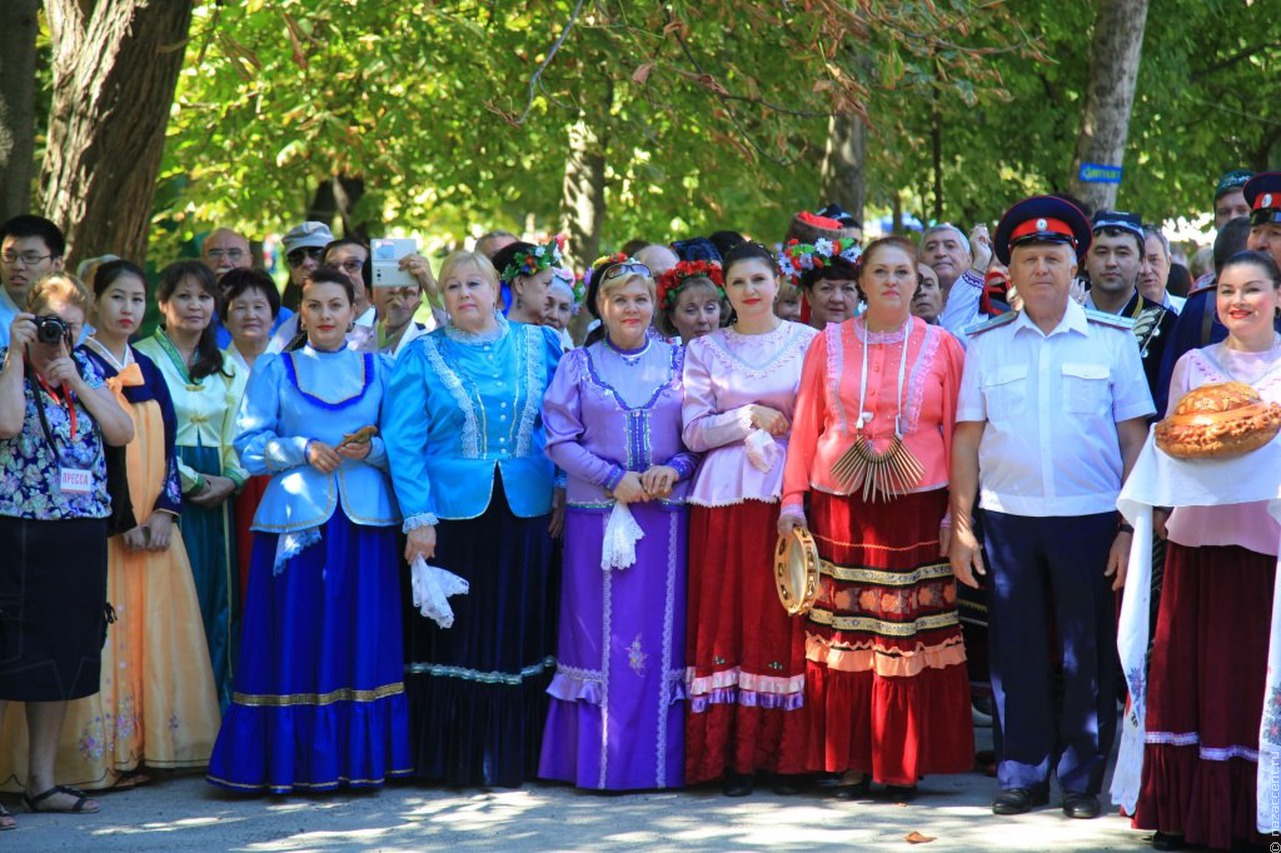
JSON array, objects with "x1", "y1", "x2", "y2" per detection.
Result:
[{"x1": 1079, "y1": 162, "x2": 1123, "y2": 184}]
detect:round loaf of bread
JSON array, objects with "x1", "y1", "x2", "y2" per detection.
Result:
[{"x1": 1155, "y1": 381, "x2": 1281, "y2": 459}]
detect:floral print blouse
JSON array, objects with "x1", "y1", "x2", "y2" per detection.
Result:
[{"x1": 0, "y1": 346, "x2": 111, "y2": 520}]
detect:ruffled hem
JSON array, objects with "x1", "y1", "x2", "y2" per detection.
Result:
[
  {"x1": 206, "y1": 691, "x2": 411, "y2": 794},
  {"x1": 685, "y1": 702, "x2": 808, "y2": 783},
  {"x1": 685, "y1": 666, "x2": 805, "y2": 699},
  {"x1": 806, "y1": 633, "x2": 968, "y2": 677},
  {"x1": 802, "y1": 659, "x2": 972, "y2": 785},
  {"x1": 406, "y1": 662, "x2": 551, "y2": 787},
  {"x1": 1133, "y1": 742, "x2": 1265, "y2": 850},
  {"x1": 549, "y1": 668, "x2": 685, "y2": 707}
]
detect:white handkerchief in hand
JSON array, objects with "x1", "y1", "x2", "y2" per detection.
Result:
[
  {"x1": 601, "y1": 501, "x2": 644, "y2": 571},
  {"x1": 744, "y1": 428, "x2": 781, "y2": 473},
  {"x1": 410, "y1": 555, "x2": 470, "y2": 629}
]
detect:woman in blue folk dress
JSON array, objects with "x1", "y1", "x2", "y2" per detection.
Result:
[
  {"x1": 384, "y1": 249, "x2": 563, "y2": 788},
  {"x1": 206, "y1": 267, "x2": 409, "y2": 793}
]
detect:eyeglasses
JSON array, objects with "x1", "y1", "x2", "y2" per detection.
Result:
[
  {"x1": 380, "y1": 286, "x2": 419, "y2": 301},
  {"x1": 286, "y1": 247, "x2": 325, "y2": 267},
  {"x1": 206, "y1": 248, "x2": 246, "y2": 262},
  {"x1": 1, "y1": 252, "x2": 53, "y2": 267},
  {"x1": 601, "y1": 261, "x2": 651, "y2": 282},
  {"x1": 335, "y1": 258, "x2": 366, "y2": 274}
]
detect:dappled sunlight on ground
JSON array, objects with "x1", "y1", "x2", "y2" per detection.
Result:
[{"x1": 17, "y1": 768, "x2": 1142, "y2": 851}]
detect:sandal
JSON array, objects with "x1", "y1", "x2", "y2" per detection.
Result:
[
  {"x1": 23, "y1": 785, "x2": 100, "y2": 814},
  {"x1": 0, "y1": 803, "x2": 14, "y2": 830}
]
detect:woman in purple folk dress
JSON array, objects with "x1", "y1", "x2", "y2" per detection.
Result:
[{"x1": 537, "y1": 257, "x2": 698, "y2": 790}]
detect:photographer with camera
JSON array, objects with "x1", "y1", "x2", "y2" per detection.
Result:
[{"x1": 0, "y1": 272, "x2": 133, "y2": 827}]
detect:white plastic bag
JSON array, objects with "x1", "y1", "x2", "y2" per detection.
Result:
[
  {"x1": 744, "y1": 428, "x2": 781, "y2": 473},
  {"x1": 601, "y1": 501, "x2": 644, "y2": 571},
  {"x1": 410, "y1": 555, "x2": 470, "y2": 629}
]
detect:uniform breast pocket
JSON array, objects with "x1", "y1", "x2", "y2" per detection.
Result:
[
  {"x1": 1062, "y1": 362, "x2": 1110, "y2": 415},
  {"x1": 982, "y1": 365, "x2": 1028, "y2": 422}
]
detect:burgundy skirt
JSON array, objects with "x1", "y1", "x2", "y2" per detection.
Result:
[
  {"x1": 1133, "y1": 541, "x2": 1272, "y2": 850},
  {"x1": 684, "y1": 500, "x2": 808, "y2": 783},
  {"x1": 803, "y1": 488, "x2": 972, "y2": 785}
]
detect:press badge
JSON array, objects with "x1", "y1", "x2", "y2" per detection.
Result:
[{"x1": 59, "y1": 467, "x2": 93, "y2": 495}]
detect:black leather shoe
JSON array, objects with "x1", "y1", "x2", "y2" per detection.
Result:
[
  {"x1": 772, "y1": 774, "x2": 805, "y2": 796},
  {"x1": 884, "y1": 785, "x2": 918, "y2": 802},
  {"x1": 991, "y1": 787, "x2": 1048, "y2": 815},
  {"x1": 722, "y1": 772, "x2": 753, "y2": 797},
  {"x1": 1150, "y1": 831, "x2": 1184, "y2": 851},
  {"x1": 1061, "y1": 792, "x2": 1101, "y2": 819},
  {"x1": 831, "y1": 774, "x2": 871, "y2": 800}
]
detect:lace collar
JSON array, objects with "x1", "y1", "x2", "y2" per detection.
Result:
[{"x1": 444, "y1": 313, "x2": 508, "y2": 345}]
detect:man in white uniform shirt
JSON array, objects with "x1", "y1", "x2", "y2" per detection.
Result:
[{"x1": 949, "y1": 196, "x2": 1153, "y2": 821}]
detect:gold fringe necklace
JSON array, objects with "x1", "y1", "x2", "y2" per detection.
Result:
[{"x1": 830, "y1": 319, "x2": 925, "y2": 502}]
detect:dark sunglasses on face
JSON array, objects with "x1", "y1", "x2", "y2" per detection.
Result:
[{"x1": 286, "y1": 247, "x2": 325, "y2": 268}]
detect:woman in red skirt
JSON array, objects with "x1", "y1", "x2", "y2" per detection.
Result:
[
  {"x1": 1133, "y1": 249, "x2": 1281, "y2": 851},
  {"x1": 681, "y1": 242, "x2": 819, "y2": 795},
  {"x1": 781, "y1": 235, "x2": 972, "y2": 800}
]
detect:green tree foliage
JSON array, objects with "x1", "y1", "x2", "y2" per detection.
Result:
[
  {"x1": 154, "y1": 0, "x2": 1034, "y2": 259},
  {"x1": 873, "y1": 0, "x2": 1281, "y2": 228}
]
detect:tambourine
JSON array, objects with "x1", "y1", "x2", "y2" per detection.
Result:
[{"x1": 774, "y1": 527, "x2": 820, "y2": 616}]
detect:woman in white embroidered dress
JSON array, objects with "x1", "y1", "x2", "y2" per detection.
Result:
[
  {"x1": 1133, "y1": 250, "x2": 1281, "y2": 851},
  {"x1": 681, "y1": 241, "x2": 819, "y2": 796}
]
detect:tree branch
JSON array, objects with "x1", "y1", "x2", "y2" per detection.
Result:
[
  {"x1": 506, "y1": 0, "x2": 585, "y2": 126},
  {"x1": 1190, "y1": 40, "x2": 1281, "y2": 82}
]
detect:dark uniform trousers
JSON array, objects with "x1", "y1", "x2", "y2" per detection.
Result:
[{"x1": 980, "y1": 509, "x2": 1118, "y2": 795}]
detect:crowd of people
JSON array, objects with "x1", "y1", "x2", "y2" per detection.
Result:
[{"x1": 0, "y1": 166, "x2": 1277, "y2": 851}]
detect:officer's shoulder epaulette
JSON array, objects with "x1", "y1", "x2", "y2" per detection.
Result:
[
  {"x1": 963, "y1": 311, "x2": 1017, "y2": 337},
  {"x1": 1084, "y1": 308, "x2": 1135, "y2": 331}
]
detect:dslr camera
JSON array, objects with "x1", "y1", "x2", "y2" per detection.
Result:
[{"x1": 33, "y1": 314, "x2": 71, "y2": 345}]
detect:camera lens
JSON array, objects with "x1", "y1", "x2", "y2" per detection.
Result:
[{"x1": 35, "y1": 316, "x2": 67, "y2": 344}]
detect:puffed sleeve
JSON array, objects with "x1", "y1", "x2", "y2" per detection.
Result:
[
  {"x1": 382, "y1": 339, "x2": 439, "y2": 530},
  {"x1": 233, "y1": 354, "x2": 300, "y2": 477},
  {"x1": 361, "y1": 354, "x2": 393, "y2": 472},
  {"x1": 780, "y1": 331, "x2": 829, "y2": 517},
  {"x1": 937, "y1": 330, "x2": 966, "y2": 479},
  {"x1": 221, "y1": 356, "x2": 249, "y2": 487},
  {"x1": 543, "y1": 349, "x2": 627, "y2": 490},
  {"x1": 681, "y1": 336, "x2": 754, "y2": 452},
  {"x1": 140, "y1": 353, "x2": 183, "y2": 515}
]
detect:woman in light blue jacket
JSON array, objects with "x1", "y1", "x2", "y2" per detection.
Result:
[
  {"x1": 384, "y1": 249, "x2": 563, "y2": 788},
  {"x1": 206, "y1": 266, "x2": 409, "y2": 794}
]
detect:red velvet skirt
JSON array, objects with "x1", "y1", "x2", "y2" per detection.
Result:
[
  {"x1": 803, "y1": 488, "x2": 972, "y2": 785},
  {"x1": 1133, "y1": 542, "x2": 1273, "y2": 850},
  {"x1": 685, "y1": 500, "x2": 807, "y2": 783}
]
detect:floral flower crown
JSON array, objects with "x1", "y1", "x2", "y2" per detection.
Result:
[
  {"x1": 777, "y1": 237, "x2": 862, "y2": 285},
  {"x1": 502, "y1": 234, "x2": 566, "y2": 282},
  {"x1": 657, "y1": 260, "x2": 725, "y2": 309}
]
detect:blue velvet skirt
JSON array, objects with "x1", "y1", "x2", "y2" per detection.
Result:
[{"x1": 206, "y1": 511, "x2": 410, "y2": 794}]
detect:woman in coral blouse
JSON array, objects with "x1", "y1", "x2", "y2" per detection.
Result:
[{"x1": 781, "y1": 235, "x2": 971, "y2": 800}]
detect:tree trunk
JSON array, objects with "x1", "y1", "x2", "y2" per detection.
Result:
[
  {"x1": 0, "y1": 0, "x2": 39, "y2": 224},
  {"x1": 559, "y1": 116, "x2": 607, "y2": 268},
  {"x1": 40, "y1": 0, "x2": 195, "y2": 267},
  {"x1": 1069, "y1": 0, "x2": 1149, "y2": 211},
  {"x1": 305, "y1": 174, "x2": 368, "y2": 241},
  {"x1": 818, "y1": 112, "x2": 867, "y2": 228}
]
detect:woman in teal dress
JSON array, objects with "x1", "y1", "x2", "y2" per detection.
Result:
[{"x1": 136, "y1": 260, "x2": 246, "y2": 711}]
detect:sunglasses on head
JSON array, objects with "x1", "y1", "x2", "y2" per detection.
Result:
[
  {"x1": 601, "y1": 260, "x2": 651, "y2": 281},
  {"x1": 286, "y1": 246, "x2": 325, "y2": 267}
]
